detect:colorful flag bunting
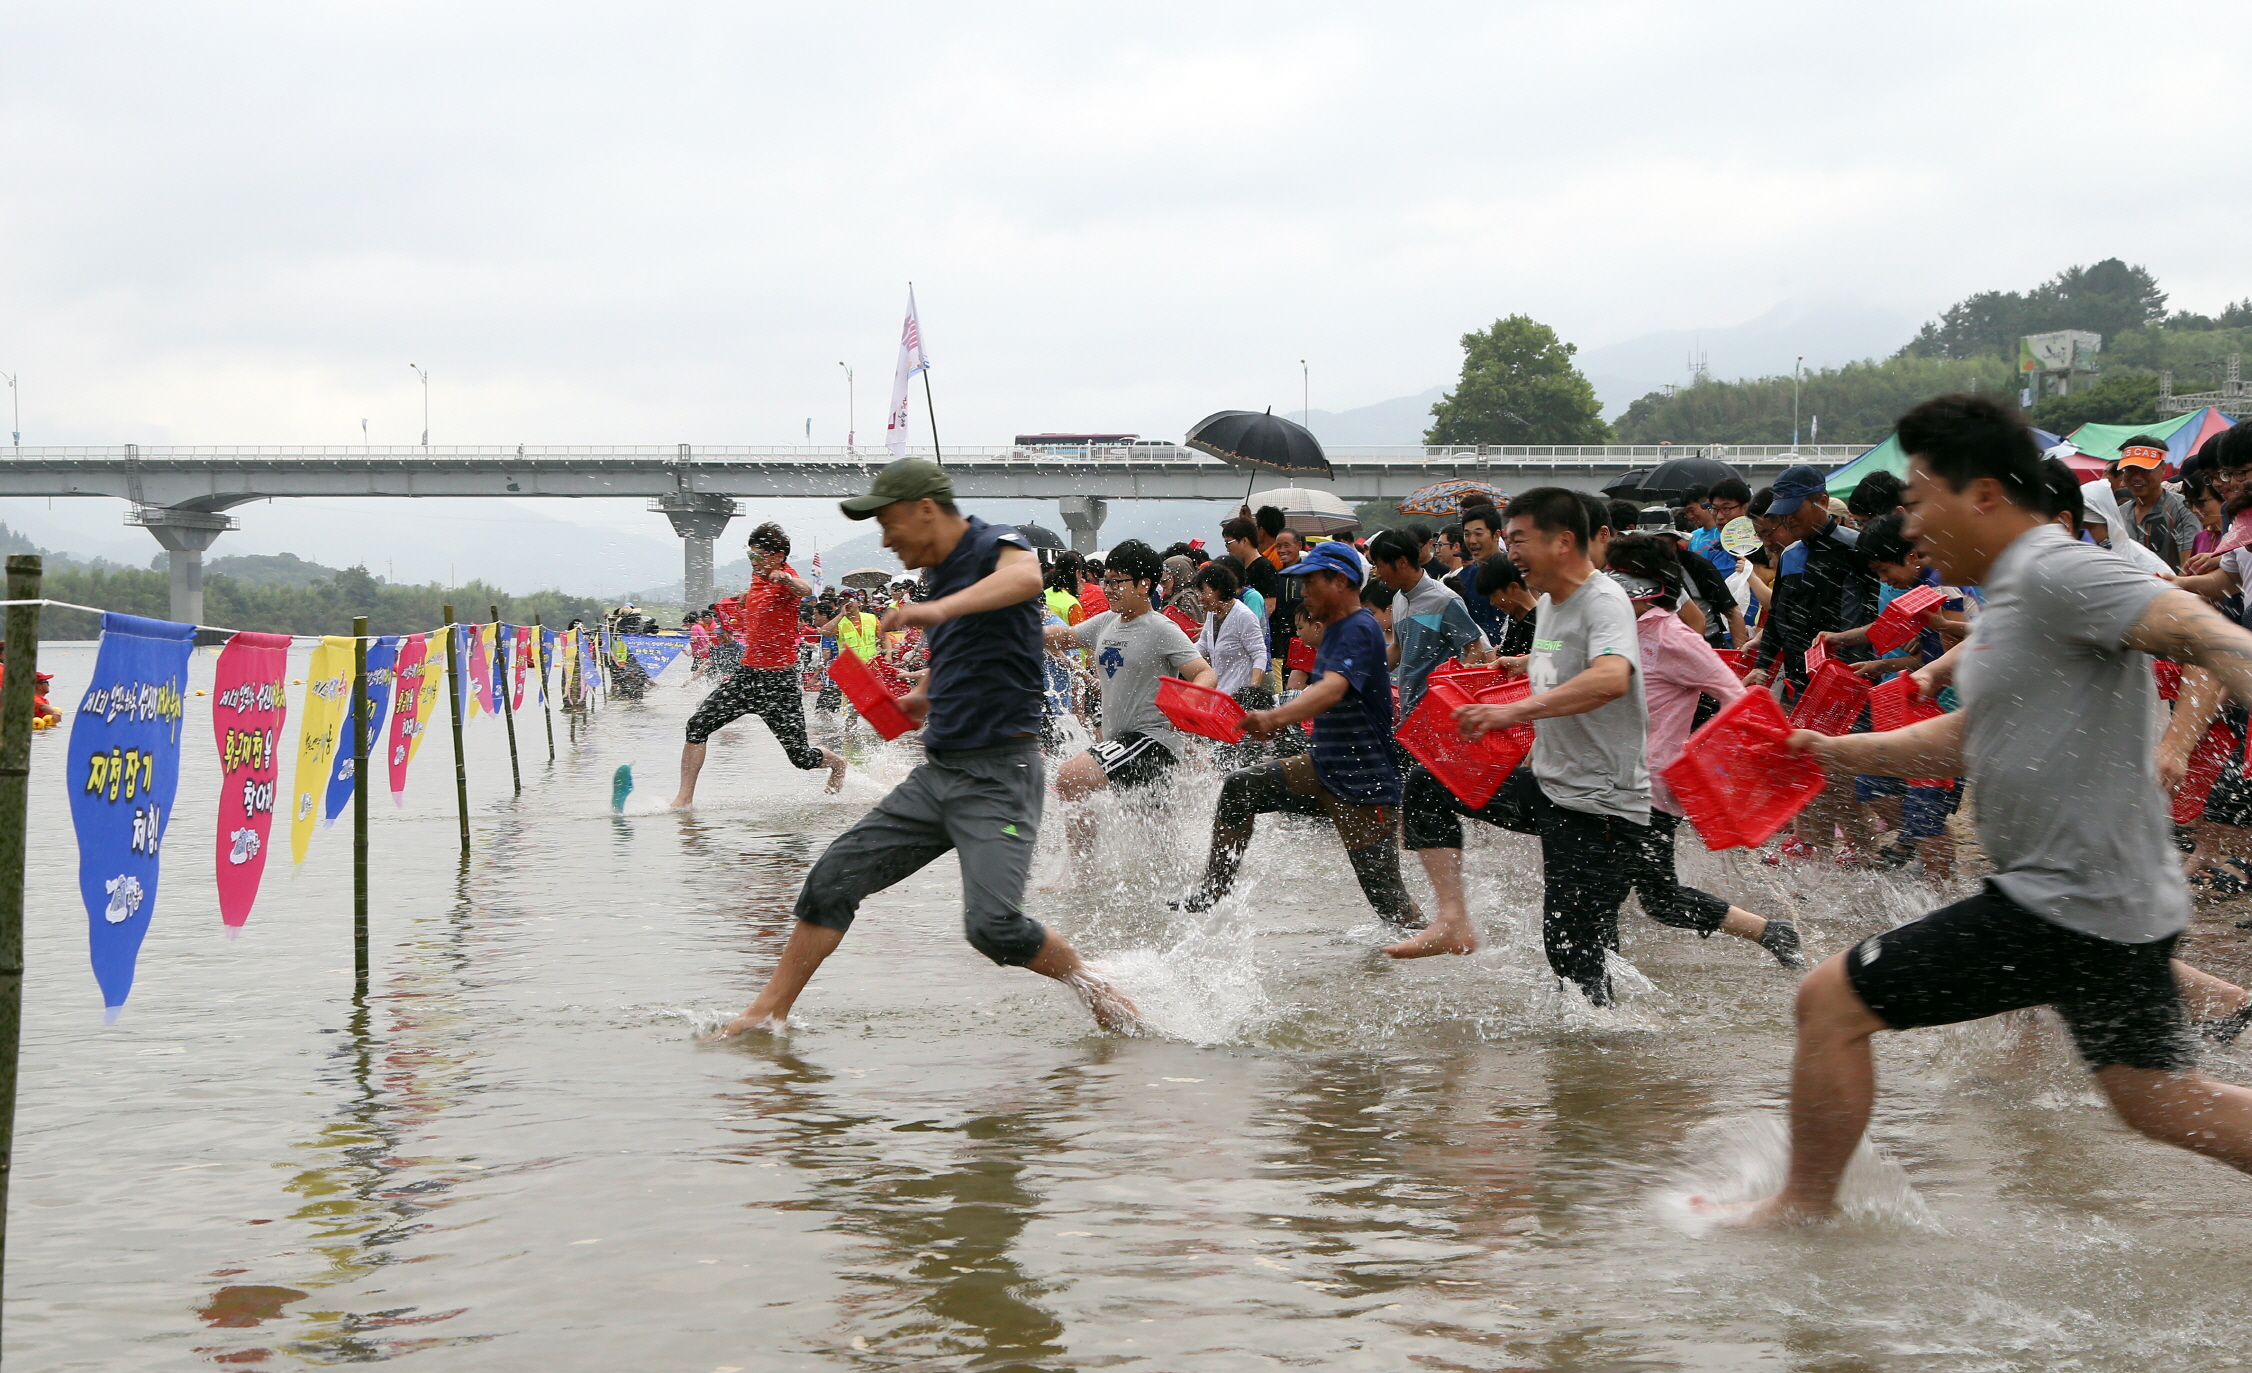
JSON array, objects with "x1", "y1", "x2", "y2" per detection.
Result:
[
  {"x1": 289, "y1": 637, "x2": 352, "y2": 864},
  {"x1": 67, "y1": 612, "x2": 195, "y2": 1018},
  {"x1": 323, "y1": 636, "x2": 397, "y2": 825},
  {"x1": 211, "y1": 631, "x2": 289, "y2": 933}
]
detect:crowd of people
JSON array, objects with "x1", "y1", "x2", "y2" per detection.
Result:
[{"x1": 636, "y1": 400, "x2": 2252, "y2": 1230}]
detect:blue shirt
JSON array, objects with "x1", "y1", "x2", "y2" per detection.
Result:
[
  {"x1": 1308, "y1": 608, "x2": 1400, "y2": 806},
  {"x1": 1688, "y1": 526, "x2": 1735, "y2": 576},
  {"x1": 922, "y1": 517, "x2": 1044, "y2": 750}
]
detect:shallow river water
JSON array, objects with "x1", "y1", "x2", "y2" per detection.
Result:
[{"x1": 13, "y1": 641, "x2": 2252, "y2": 1371}]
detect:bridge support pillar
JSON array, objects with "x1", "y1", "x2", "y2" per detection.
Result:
[
  {"x1": 651, "y1": 493, "x2": 741, "y2": 610},
  {"x1": 127, "y1": 507, "x2": 238, "y2": 626},
  {"x1": 1058, "y1": 496, "x2": 1108, "y2": 554}
]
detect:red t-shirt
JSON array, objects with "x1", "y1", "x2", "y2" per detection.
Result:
[
  {"x1": 720, "y1": 566, "x2": 804, "y2": 669},
  {"x1": 1077, "y1": 584, "x2": 1110, "y2": 617}
]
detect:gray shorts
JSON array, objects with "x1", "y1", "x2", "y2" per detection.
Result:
[{"x1": 793, "y1": 736, "x2": 1049, "y2": 965}]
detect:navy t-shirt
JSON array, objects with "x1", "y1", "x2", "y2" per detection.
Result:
[
  {"x1": 922, "y1": 517, "x2": 1044, "y2": 750},
  {"x1": 1308, "y1": 607, "x2": 1400, "y2": 806}
]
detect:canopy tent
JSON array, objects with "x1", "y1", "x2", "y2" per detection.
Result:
[
  {"x1": 1823, "y1": 435, "x2": 1904, "y2": 498},
  {"x1": 2066, "y1": 406, "x2": 2236, "y2": 466},
  {"x1": 1825, "y1": 426, "x2": 2105, "y2": 498}
]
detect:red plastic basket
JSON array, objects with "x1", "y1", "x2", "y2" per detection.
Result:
[
  {"x1": 2155, "y1": 659, "x2": 2183, "y2": 701},
  {"x1": 1714, "y1": 648, "x2": 1751, "y2": 679},
  {"x1": 2173, "y1": 720, "x2": 2241, "y2": 824},
  {"x1": 1866, "y1": 673, "x2": 1942, "y2": 733},
  {"x1": 826, "y1": 649, "x2": 915, "y2": 740},
  {"x1": 1396, "y1": 672, "x2": 1533, "y2": 808},
  {"x1": 1865, "y1": 584, "x2": 1946, "y2": 655},
  {"x1": 1803, "y1": 633, "x2": 1831, "y2": 675},
  {"x1": 1789, "y1": 659, "x2": 1872, "y2": 736},
  {"x1": 1163, "y1": 605, "x2": 1203, "y2": 637},
  {"x1": 1662, "y1": 688, "x2": 1827, "y2": 850},
  {"x1": 1156, "y1": 674, "x2": 1248, "y2": 743}
]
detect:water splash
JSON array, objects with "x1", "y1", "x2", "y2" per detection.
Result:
[{"x1": 1653, "y1": 1114, "x2": 1936, "y2": 1235}]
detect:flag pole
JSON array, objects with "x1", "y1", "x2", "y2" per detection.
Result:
[
  {"x1": 491, "y1": 607, "x2": 522, "y2": 795},
  {"x1": 442, "y1": 606, "x2": 471, "y2": 856},
  {"x1": 1, "y1": 554, "x2": 45, "y2": 1332},
  {"x1": 922, "y1": 368, "x2": 941, "y2": 467},
  {"x1": 534, "y1": 614, "x2": 556, "y2": 762},
  {"x1": 351, "y1": 615, "x2": 370, "y2": 994}
]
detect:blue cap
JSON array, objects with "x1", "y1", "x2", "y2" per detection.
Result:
[
  {"x1": 1766, "y1": 463, "x2": 1829, "y2": 517},
  {"x1": 1278, "y1": 540, "x2": 1366, "y2": 587}
]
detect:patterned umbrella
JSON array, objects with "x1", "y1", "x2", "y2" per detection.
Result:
[{"x1": 1396, "y1": 479, "x2": 1507, "y2": 516}]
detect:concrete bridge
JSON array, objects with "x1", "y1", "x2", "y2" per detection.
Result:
[{"x1": 0, "y1": 442, "x2": 1863, "y2": 622}]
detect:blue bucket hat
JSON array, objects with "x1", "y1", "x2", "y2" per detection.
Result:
[
  {"x1": 1766, "y1": 463, "x2": 1830, "y2": 517},
  {"x1": 1279, "y1": 540, "x2": 1366, "y2": 587}
]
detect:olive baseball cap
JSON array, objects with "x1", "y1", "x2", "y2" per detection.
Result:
[{"x1": 840, "y1": 458, "x2": 954, "y2": 519}]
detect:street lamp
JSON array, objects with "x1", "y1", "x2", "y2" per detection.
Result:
[
  {"x1": 839, "y1": 361, "x2": 855, "y2": 452},
  {"x1": 3, "y1": 372, "x2": 16, "y2": 448},
  {"x1": 1792, "y1": 355, "x2": 1804, "y2": 450},
  {"x1": 409, "y1": 363, "x2": 429, "y2": 448},
  {"x1": 1301, "y1": 359, "x2": 1309, "y2": 430}
]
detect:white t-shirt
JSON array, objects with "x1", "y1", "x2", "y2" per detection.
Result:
[{"x1": 1198, "y1": 599, "x2": 1267, "y2": 695}]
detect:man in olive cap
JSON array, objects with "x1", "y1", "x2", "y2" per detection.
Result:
[{"x1": 712, "y1": 458, "x2": 1142, "y2": 1038}]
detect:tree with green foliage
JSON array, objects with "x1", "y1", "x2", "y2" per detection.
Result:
[
  {"x1": 1613, "y1": 354, "x2": 2016, "y2": 447},
  {"x1": 1425, "y1": 316, "x2": 1610, "y2": 445},
  {"x1": 34, "y1": 563, "x2": 609, "y2": 640},
  {"x1": 2025, "y1": 371, "x2": 2162, "y2": 432},
  {"x1": 1902, "y1": 258, "x2": 2167, "y2": 360}
]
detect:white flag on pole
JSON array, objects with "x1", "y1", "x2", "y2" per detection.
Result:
[
  {"x1": 885, "y1": 286, "x2": 932, "y2": 459},
  {"x1": 808, "y1": 536, "x2": 823, "y2": 591}
]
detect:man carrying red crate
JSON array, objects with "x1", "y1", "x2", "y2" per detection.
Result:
[
  {"x1": 1385, "y1": 489, "x2": 1650, "y2": 1003},
  {"x1": 1707, "y1": 395, "x2": 2252, "y2": 1229},
  {"x1": 1172, "y1": 541, "x2": 1423, "y2": 927},
  {"x1": 711, "y1": 459, "x2": 1142, "y2": 1039},
  {"x1": 670, "y1": 523, "x2": 849, "y2": 807}
]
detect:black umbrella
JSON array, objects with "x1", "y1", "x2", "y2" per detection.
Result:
[
  {"x1": 1636, "y1": 455, "x2": 1740, "y2": 497},
  {"x1": 1015, "y1": 521, "x2": 1066, "y2": 551},
  {"x1": 1186, "y1": 409, "x2": 1332, "y2": 501},
  {"x1": 1600, "y1": 469, "x2": 1651, "y2": 498}
]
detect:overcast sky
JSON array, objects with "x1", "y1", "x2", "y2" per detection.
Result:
[{"x1": 5, "y1": 1, "x2": 2247, "y2": 591}]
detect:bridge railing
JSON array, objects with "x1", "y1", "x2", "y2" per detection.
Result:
[{"x1": 2, "y1": 443, "x2": 1872, "y2": 466}]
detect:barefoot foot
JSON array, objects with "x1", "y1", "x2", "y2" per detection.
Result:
[
  {"x1": 1066, "y1": 971, "x2": 1148, "y2": 1035},
  {"x1": 703, "y1": 1011, "x2": 786, "y2": 1042},
  {"x1": 1686, "y1": 1193, "x2": 1831, "y2": 1230},
  {"x1": 1384, "y1": 925, "x2": 1479, "y2": 959},
  {"x1": 822, "y1": 749, "x2": 848, "y2": 795}
]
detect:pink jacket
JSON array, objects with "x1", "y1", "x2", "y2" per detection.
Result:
[{"x1": 1637, "y1": 605, "x2": 1745, "y2": 816}]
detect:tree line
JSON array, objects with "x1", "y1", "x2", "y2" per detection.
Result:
[
  {"x1": 1429, "y1": 259, "x2": 2250, "y2": 448},
  {"x1": 33, "y1": 561, "x2": 609, "y2": 640}
]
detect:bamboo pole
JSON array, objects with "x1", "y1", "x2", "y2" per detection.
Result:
[
  {"x1": 0, "y1": 554, "x2": 43, "y2": 1339},
  {"x1": 491, "y1": 607, "x2": 521, "y2": 795},
  {"x1": 534, "y1": 614, "x2": 555, "y2": 762},
  {"x1": 442, "y1": 606, "x2": 470, "y2": 856},
  {"x1": 351, "y1": 615, "x2": 370, "y2": 992}
]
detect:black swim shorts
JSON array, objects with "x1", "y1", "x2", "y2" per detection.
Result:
[
  {"x1": 1845, "y1": 881, "x2": 2194, "y2": 1072},
  {"x1": 1088, "y1": 731, "x2": 1179, "y2": 788}
]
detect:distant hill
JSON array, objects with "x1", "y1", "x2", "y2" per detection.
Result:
[{"x1": 201, "y1": 551, "x2": 348, "y2": 588}]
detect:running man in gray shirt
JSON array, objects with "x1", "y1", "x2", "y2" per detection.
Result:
[
  {"x1": 1043, "y1": 540, "x2": 1214, "y2": 870},
  {"x1": 1389, "y1": 488, "x2": 1655, "y2": 1006},
  {"x1": 1711, "y1": 394, "x2": 2252, "y2": 1229}
]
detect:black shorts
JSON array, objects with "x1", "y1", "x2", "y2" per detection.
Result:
[
  {"x1": 1087, "y1": 731, "x2": 1178, "y2": 788},
  {"x1": 1845, "y1": 882, "x2": 2193, "y2": 1072}
]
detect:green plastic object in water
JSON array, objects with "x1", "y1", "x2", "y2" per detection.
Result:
[{"x1": 611, "y1": 764, "x2": 633, "y2": 812}]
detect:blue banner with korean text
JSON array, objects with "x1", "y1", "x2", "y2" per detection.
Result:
[
  {"x1": 67, "y1": 612, "x2": 196, "y2": 1019},
  {"x1": 620, "y1": 633, "x2": 688, "y2": 677},
  {"x1": 323, "y1": 635, "x2": 398, "y2": 824}
]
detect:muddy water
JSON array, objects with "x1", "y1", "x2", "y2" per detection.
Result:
[{"x1": 11, "y1": 642, "x2": 2252, "y2": 1370}]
